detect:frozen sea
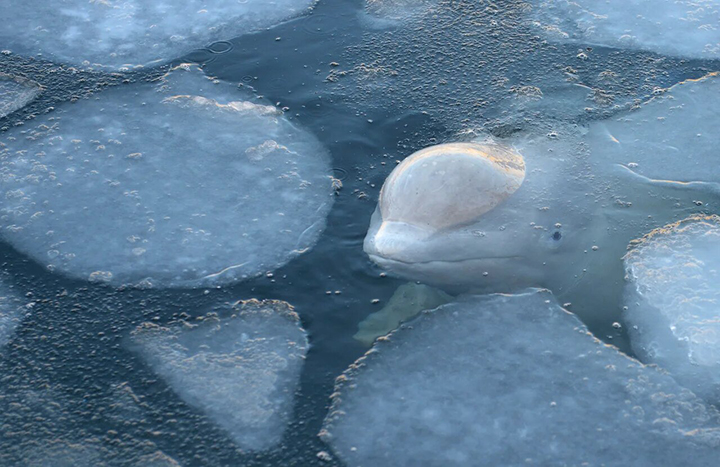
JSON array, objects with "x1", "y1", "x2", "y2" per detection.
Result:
[{"x1": 1, "y1": 0, "x2": 719, "y2": 466}]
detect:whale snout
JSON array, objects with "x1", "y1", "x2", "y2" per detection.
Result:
[{"x1": 363, "y1": 219, "x2": 432, "y2": 265}]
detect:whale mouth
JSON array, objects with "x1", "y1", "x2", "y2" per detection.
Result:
[{"x1": 368, "y1": 253, "x2": 524, "y2": 268}]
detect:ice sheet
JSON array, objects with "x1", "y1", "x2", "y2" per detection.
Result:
[
  {"x1": 625, "y1": 215, "x2": 720, "y2": 401},
  {"x1": 323, "y1": 290, "x2": 720, "y2": 466},
  {"x1": 0, "y1": 64, "x2": 333, "y2": 288},
  {"x1": 129, "y1": 299, "x2": 308, "y2": 452},
  {"x1": 530, "y1": 0, "x2": 720, "y2": 59},
  {"x1": 0, "y1": 0, "x2": 317, "y2": 70}
]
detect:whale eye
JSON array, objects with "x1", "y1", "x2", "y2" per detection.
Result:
[{"x1": 552, "y1": 231, "x2": 562, "y2": 241}]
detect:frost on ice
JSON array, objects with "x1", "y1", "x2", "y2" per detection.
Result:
[
  {"x1": 0, "y1": 65, "x2": 333, "y2": 288},
  {"x1": 624, "y1": 215, "x2": 720, "y2": 401},
  {"x1": 0, "y1": 73, "x2": 40, "y2": 119},
  {"x1": 0, "y1": 0, "x2": 317, "y2": 70},
  {"x1": 365, "y1": 0, "x2": 437, "y2": 25},
  {"x1": 0, "y1": 384, "x2": 179, "y2": 466},
  {"x1": 129, "y1": 299, "x2": 308, "y2": 452},
  {"x1": 322, "y1": 290, "x2": 720, "y2": 466},
  {"x1": 530, "y1": 0, "x2": 720, "y2": 59},
  {"x1": 586, "y1": 73, "x2": 720, "y2": 191},
  {"x1": 343, "y1": 0, "x2": 668, "y2": 135}
]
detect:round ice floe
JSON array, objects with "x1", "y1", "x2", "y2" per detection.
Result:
[
  {"x1": 0, "y1": 73, "x2": 41, "y2": 119},
  {"x1": 322, "y1": 289, "x2": 720, "y2": 466},
  {"x1": 0, "y1": 0, "x2": 317, "y2": 70},
  {"x1": 0, "y1": 65, "x2": 333, "y2": 288},
  {"x1": 624, "y1": 215, "x2": 720, "y2": 401},
  {"x1": 530, "y1": 0, "x2": 720, "y2": 59},
  {"x1": 129, "y1": 299, "x2": 308, "y2": 452},
  {"x1": 586, "y1": 73, "x2": 720, "y2": 191}
]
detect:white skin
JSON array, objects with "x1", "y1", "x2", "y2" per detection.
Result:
[
  {"x1": 365, "y1": 141, "x2": 592, "y2": 291},
  {"x1": 364, "y1": 140, "x2": 709, "y2": 326}
]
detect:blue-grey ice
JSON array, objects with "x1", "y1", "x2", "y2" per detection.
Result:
[
  {"x1": 0, "y1": 74, "x2": 41, "y2": 119},
  {"x1": 0, "y1": 65, "x2": 333, "y2": 288},
  {"x1": 0, "y1": 0, "x2": 317, "y2": 70},
  {"x1": 585, "y1": 72, "x2": 720, "y2": 192},
  {"x1": 129, "y1": 299, "x2": 308, "y2": 452},
  {"x1": 624, "y1": 215, "x2": 720, "y2": 402},
  {"x1": 0, "y1": 385, "x2": 179, "y2": 466},
  {"x1": 530, "y1": 0, "x2": 720, "y2": 59},
  {"x1": 322, "y1": 290, "x2": 720, "y2": 466},
  {"x1": 364, "y1": 0, "x2": 437, "y2": 25},
  {"x1": 344, "y1": 0, "x2": 671, "y2": 136}
]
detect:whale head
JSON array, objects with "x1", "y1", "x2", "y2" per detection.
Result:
[{"x1": 364, "y1": 141, "x2": 583, "y2": 292}]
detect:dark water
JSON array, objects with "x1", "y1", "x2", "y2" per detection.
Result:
[{"x1": 0, "y1": 0, "x2": 719, "y2": 465}]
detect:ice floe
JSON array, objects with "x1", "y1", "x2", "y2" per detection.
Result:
[
  {"x1": 0, "y1": 65, "x2": 333, "y2": 288},
  {"x1": 129, "y1": 299, "x2": 308, "y2": 452},
  {"x1": 323, "y1": 290, "x2": 720, "y2": 466},
  {"x1": 0, "y1": 0, "x2": 317, "y2": 70},
  {"x1": 0, "y1": 73, "x2": 41, "y2": 119},
  {"x1": 0, "y1": 384, "x2": 177, "y2": 466},
  {"x1": 364, "y1": 0, "x2": 437, "y2": 25},
  {"x1": 530, "y1": 0, "x2": 720, "y2": 59},
  {"x1": 586, "y1": 72, "x2": 720, "y2": 192},
  {"x1": 625, "y1": 215, "x2": 720, "y2": 401}
]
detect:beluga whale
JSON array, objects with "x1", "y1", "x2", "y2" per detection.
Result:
[
  {"x1": 365, "y1": 140, "x2": 557, "y2": 293},
  {"x1": 364, "y1": 132, "x2": 608, "y2": 301},
  {"x1": 364, "y1": 73, "x2": 720, "y2": 330},
  {"x1": 337, "y1": 77, "x2": 720, "y2": 467}
]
